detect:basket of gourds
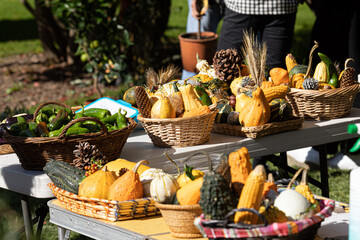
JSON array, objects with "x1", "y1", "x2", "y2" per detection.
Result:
[
  {"x1": 193, "y1": 147, "x2": 335, "y2": 240},
  {"x1": 285, "y1": 42, "x2": 360, "y2": 120},
  {"x1": 134, "y1": 67, "x2": 218, "y2": 147}
]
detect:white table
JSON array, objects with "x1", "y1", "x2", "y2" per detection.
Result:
[{"x1": 2, "y1": 108, "x2": 360, "y2": 238}]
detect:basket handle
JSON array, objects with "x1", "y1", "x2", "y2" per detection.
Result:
[
  {"x1": 223, "y1": 208, "x2": 268, "y2": 226},
  {"x1": 286, "y1": 165, "x2": 309, "y2": 189},
  {"x1": 32, "y1": 101, "x2": 73, "y2": 121},
  {"x1": 57, "y1": 117, "x2": 109, "y2": 140}
]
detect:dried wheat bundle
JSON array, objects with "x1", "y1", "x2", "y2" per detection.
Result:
[{"x1": 146, "y1": 64, "x2": 180, "y2": 90}]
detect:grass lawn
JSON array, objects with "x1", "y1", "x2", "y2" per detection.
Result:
[{"x1": 0, "y1": 1, "x2": 351, "y2": 240}]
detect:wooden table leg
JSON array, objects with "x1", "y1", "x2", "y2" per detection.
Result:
[
  {"x1": 21, "y1": 194, "x2": 34, "y2": 240},
  {"x1": 317, "y1": 144, "x2": 330, "y2": 197}
]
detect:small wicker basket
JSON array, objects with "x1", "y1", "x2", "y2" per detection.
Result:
[
  {"x1": 49, "y1": 183, "x2": 159, "y2": 221},
  {"x1": 155, "y1": 202, "x2": 203, "y2": 238},
  {"x1": 286, "y1": 84, "x2": 360, "y2": 120},
  {"x1": 3, "y1": 101, "x2": 137, "y2": 170}
]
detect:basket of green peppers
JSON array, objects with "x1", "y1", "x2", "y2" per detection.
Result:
[{"x1": 3, "y1": 101, "x2": 137, "y2": 170}]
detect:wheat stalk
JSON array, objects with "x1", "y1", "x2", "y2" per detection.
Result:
[
  {"x1": 241, "y1": 30, "x2": 267, "y2": 87},
  {"x1": 146, "y1": 64, "x2": 180, "y2": 89}
]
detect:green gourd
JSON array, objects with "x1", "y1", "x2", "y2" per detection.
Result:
[
  {"x1": 215, "y1": 101, "x2": 233, "y2": 124},
  {"x1": 269, "y1": 98, "x2": 293, "y2": 122},
  {"x1": 199, "y1": 152, "x2": 235, "y2": 220}
]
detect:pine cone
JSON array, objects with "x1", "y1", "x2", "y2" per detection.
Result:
[
  {"x1": 73, "y1": 142, "x2": 105, "y2": 169},
  {"x1": 303, "y1": 78, "x2": 319, "y2": 90},
  {"x1": 213, "y1": 49, "x2": 242, "y2": 83},
  {"x1": 340, "y1": 67, "x2": 356, "y2": 88}
]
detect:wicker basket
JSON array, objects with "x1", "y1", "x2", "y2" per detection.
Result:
[
  {"x1": 286, "y1": 84, "x2": 360, "y2": 120},
  {"x1": 48, "y1": 183, "x2": 159, "y2": 221},
  {"x1": 3, "y1": 101, "x2": 137, "y2": 170},
  {"x1": 212, "y1": 117, "x2": 304, "y2": 139},
  {"x1": 155, "y1": 202, "x2": 203, "y2": 238},
  {"x1": 194, "y1": 199, "x2": 335, "y2": 240}
]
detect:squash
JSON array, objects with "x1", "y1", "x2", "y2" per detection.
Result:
[
  {"x1": 313, "y1": 61, "x2": 328, "y2": 84},
  {"x1": 285, "y1": 53, "x2": 298, "y2": 72},
  {"x1": 177, "y1": 177, "x2": 203, "y2": 205},
  {"x1": 234, "y1": 164, "x2": 266, "y2": 224},
  {"x1": 105, "y1": 158, "x2": 150, "y2": 177},
  {"x1": 262, "y1": 85, "x2": 290, "y2": 102},
  {"x1": 140, "y1": 168, "x2": 165, "y2": 197},
  {"x1": 230, "y1": 76, "x2": 245, "y2": 95},
  {"x1": 238, "y1": 87, "x2": 271, "y2": 127},
  {"x1": 150, "y1": 172, "x2": 179, "y2": 204},
  {"x1": 259, "y1": 205, "x2": 288, "y2": 224},
  {"x1": 274, "y1": 189, "x2": 311, "y2": 220},
  {"x1": 269, "y1": 98, "x2": 293, "y2": 122},
  {"x1": 262, "y1": 173, "x2": 277, "y2": 198},
  {"x1": 150, "y1": 95, "x2": 176, "y2": 119},
  {"x1": 199, "y1": 151, "x2": 234, "y2": 219},
  {"x1": 269, "y1": 67, "x2": 289, "y2": 85},
  {"x1": 123, "y1": 86, "x2": 138, "y2": 107},
  {"x1": 294, "y1": 167, "x2": 319, "y2": 212},
  {"x1": 108, "y1": 160, "x2": 148, "y2": 201},
  {"x1": 78, "y1": 166, "x2": 117, "y2": 199},
  {"x1": 261, "y1": 81, "x2": 274, "y2": 89},
  {"x1": 235, "y1": 92, "x2": 252, "y2": 113},
  {"x1": 182, "y1": 105, "x2": 211, "y2": 118},
  {"x1": 178, "y1": 84, "x2": 203, "y2": 111},
  {"x1": 177, "y1": 164, "x2": 204, "y2": 188},
  {"x1": 227, "y1": 111, "x2": 240, "y2": 125},
  {"x1": 288, "y1": 64, "x2": 308, "y2": 79},
  {"x1": 167, "y1": 82, "x2": 185, "y2": 117},
  {"x1": 215, "y1": 101, "x2": 233, "y2": 123},
  {"x1": 228, "y1": 147, "x2": 252, "y2": 185},
  {"x1": 291, "y1": 73, "x2": 305, "y2": 89}
]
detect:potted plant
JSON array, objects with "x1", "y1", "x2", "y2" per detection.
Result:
[{"x1": 178, "y1": 0, "x2": 218, "y2": 73}]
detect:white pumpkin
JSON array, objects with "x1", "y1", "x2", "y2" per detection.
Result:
[
  {"x1": 274, "y1": 189, "x2": 311, "y2": 220},
  {"x1": 140, "y1": 168, "x2": 165, "y2": 197},
  {"x1": 150, "y1": 173, "x2": 179, "y2": 203}
]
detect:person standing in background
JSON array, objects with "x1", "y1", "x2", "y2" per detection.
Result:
[
  {"x1": 217, "y1": 0, "x2": 301, "y2": 69},
  {"x1": 182, "y1": 0, "x2": 224, "y2": 79}
]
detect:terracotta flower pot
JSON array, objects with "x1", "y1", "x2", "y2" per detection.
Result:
[{"x1": 178, "y1": 32, "x2": 218, "y2": 73}]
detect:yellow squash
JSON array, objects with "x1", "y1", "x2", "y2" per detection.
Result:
[
  {"x1": 104, "y1": 158, "x2": 150, "y2": 177},
  {"x1": 150, "y1": 95, "x2": 176, "y2": 119},
  {"x1": 177, "y1": 164, "x2": 205, "y2": 188}
]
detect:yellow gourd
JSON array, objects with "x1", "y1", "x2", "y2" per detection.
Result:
[
  {"x1": 238, "y1": 87, "x2": 271, "y2": 127},
  {"x1": 269, "y1": 68, "x2": 289, "y2": 86},
  {"x1": 108, "y1": 160, "x2": 148, "y2": 201},
  {"x1": 178, "y1": 84, "x2": 203, "y2": 111},
  {"x1": 104, "y1": 159, "x2": 150, "y2": 177},
  {"x1": 78, "y1": 166, "x2": 117, "y2": 199},
  {"x1": 313, "y1": 61, "x2": 328, "y2": 84},
  {"x1": 176, "y1": 177, "x2": 203, "y2": 205},
  {"x1": 285, "y1": 53, "x2": 298, "y2": 72},
  {"x1": 262, "y1": 85, "x2": 290, "y2": 102},
  {"x1": 235, "y1": 92, "x2": 252, "y2": 113},
  {"x1": 294, "y1": 168, "x2": 318, "y2": 206},
  {"x1": 150, "y1": 95, "x2": 176, "y2": 119},
  {"x1": 261, "y1": 81, "x2": 275, "y2": 89},
  {"x1": 228, "y1": 147, "x2": 252, "y2": 185},
  {"x1": 230, "y1": 76, "x2": 245, "y2": 95},
  {"x1": 182, "y1": 105, "x2": 211, "y2": 118},
  {"x1": 258, "y1": 205, "x2": 288, "y2": 224},
  {"x1": 234, "y1": 164, "x2": 266, "y2": 224},
  {"x1": 177, "y1": 164, "x2": 205, "y2": 188}
]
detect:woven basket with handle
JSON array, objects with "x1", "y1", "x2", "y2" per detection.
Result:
[
  {"x1": 135, "y1": 86, "x2": 218, "y2": 148},
  {"x1": 3, "y1": 101, "x2": 136, "y2": 170},
  {"x1": 286, "y1": 84, "x2": 360, "y2": 120}
]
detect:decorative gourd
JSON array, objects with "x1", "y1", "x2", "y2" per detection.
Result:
[
  {"x1": 177, "y1": 164, "x2": 205, "y2": 188},
  {"x1": 262, "y1": 173, "x2": 277, "y2": 198},
  {"x1": 227, "y1": 111, "x2": 240, "y2": 125},
  {"x1": 240, "y1": 64, "x2": 250, "y2": 76},
  {"x1": 199, "y1": 151, "x2": 234, "y2": 219},
  {"x1": 274, "y1": 189, "x2": 311, "y2": 220},
  {"x1": 262, "y1": 85, "x2": 290, "y2": 102},
  {"x1": 43, "y1": 159, "x2": 86, "y2": 194},
  {"x1": 294, "y1": 167, "x2": 319, "y2": 208},
  {"x1": 292, "y1": 74, "x2": 305, "y2": 89},
  {"x1": 261, "y1": 81, "x2": 274, "y2": 89},
  {"x1": 178, "y1": 84, "x2": 203, "y2": 111},
  {"x1": 313, "y1": 61, "x2": 328, "y2": 84},
  {"x1": 182, "y1": 105, "x2": 211, "y2": 118},
  {"x1": 234, "y1": 164, "x2": 266, "y2": 224},
  {"x1": 269, "y1": 67, "x2": 289, "y2": 85},
  {"x1": 238, "y1": 87, "x2": 271, "y2": 127},
  {"x1": 150, "y1": 95, "x2": 176, "y2": 119},
  {"x1": 167, "y1": 82, "x2": 185, "y2": 117},
  {"x1": 140, "y1": 168, "x2": 165, "y2": 197},
  {"x1": 177, "y1": 177, "x2": 203, "y2": 205},
  {"x1": 123, "y1": 86, "x2": 138, "y2": 106},
  {"x1": 235, "y1": 92, "x2": 252, "y2": 113},
  {"x1": 258, "y1": 205, "x2": 288, "y2": 224},
  {"x1": 108, "y1": 160, "x2": 148, "y2": 201},
  {"x1": 228, "y1": 147, "x2": 252, "y2": 185},
  {"x1": 78, "y1": 166, "x2": 117, "y2": 199},
  {"x1": 285, "y1": 53, "x2": 298, "y2": 72},
  {"x1": 269, "y1": 98, "x2": 293, "y2": 122},
  {"x1": 105, "y1": 158, "x2": 150, "y2": 177},
  {"x1": 215, "y1": 101, "x2": 233, "y2": 123},
  {"x1": 230, "y1": 76, "x2": 245, "y2": 95},
  {"x1": 150, "y1": 173, "x2": 179, "y2": 204}
]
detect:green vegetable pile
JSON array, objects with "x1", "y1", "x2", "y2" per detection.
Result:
[{"x1": 8, "y1": 106, "x2": 128, "y2": 138}]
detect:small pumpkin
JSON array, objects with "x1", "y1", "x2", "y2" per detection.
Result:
[
  {"x1": 274, "y1": 189, "x2": 311, "y2": 220},
  {"x1": 140, "y1": 168, "x2": 165, "y2": 197},
  {"x1": 238, "y1": 87, "x2": 271, "y2": 127},
  {"x1": 105, "y1": 158, "x2": 150, "y2": 177},
  {"x1": 78, "y1": 166, "x2": 117, "y2": 199},
  {"x1": 177, "y1": 164, "x2": 205, "y2": 188},
  {"x1": 108, "y1": 160, "x2": 149, "y2": 201},
  {"x1": 150, "y1": 95, "x2": 176, "y2": 119},
  {"x1": 269, "y1": 67, "x2": 289, "y2": 85},
  {"x1": 150, "y1": 173, "x2": 179, "y2": 203}
]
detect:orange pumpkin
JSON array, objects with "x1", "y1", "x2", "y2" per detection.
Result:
[{"x1": 270, "y1": 68, "x2": 289, "y2": 85}]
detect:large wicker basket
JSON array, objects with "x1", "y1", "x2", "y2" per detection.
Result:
[
  {"x1": 3, "y1": 101, "x2": 137, "y2": 170},
  {"x1": 286, "y1": 84, "x2": 360, "y2": 120},
  {"x1": 49, "y1": 183, "x2": 159, "y2": 221},
  {"x1": 155, "y1": 202, "x2": 203, "y2": 238}
]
